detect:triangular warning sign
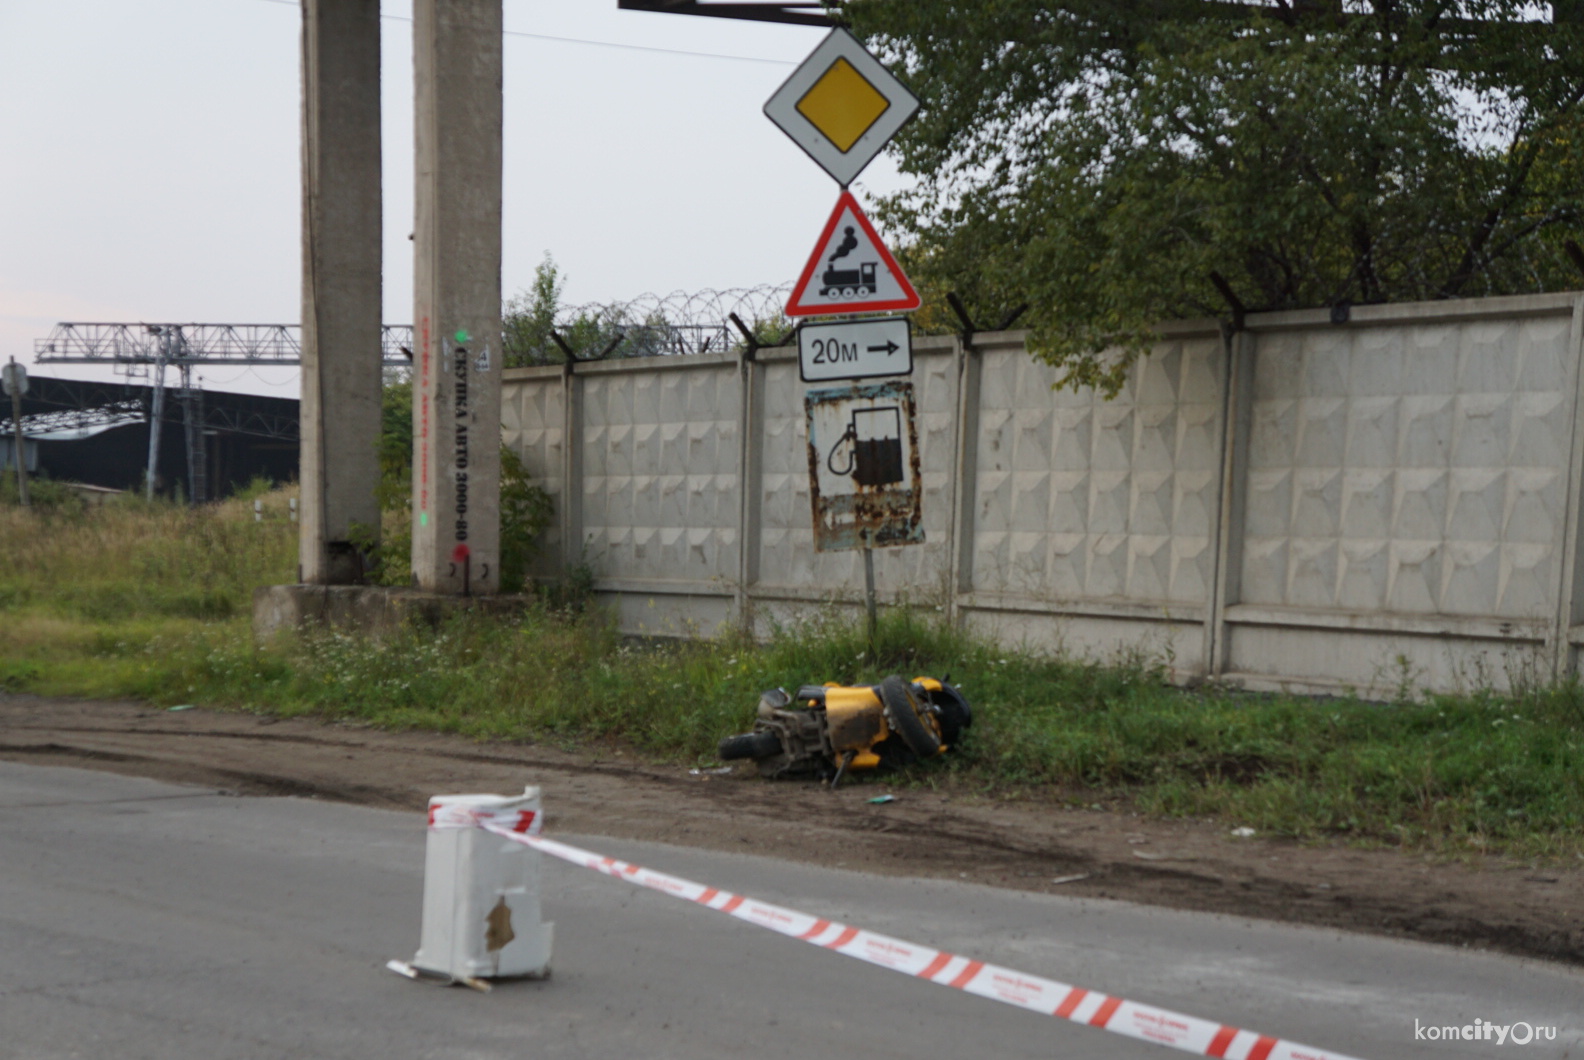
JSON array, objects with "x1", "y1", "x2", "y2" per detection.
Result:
[{"x1": 786, "y1": 190, "x2": 921, "y2": 318}]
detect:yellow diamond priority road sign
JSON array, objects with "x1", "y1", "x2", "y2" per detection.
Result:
[
  {"x1": 764, "y1": 28, "x2": 919, "y2": 188},
  {"x1": 795, "y1": 57, "x2": 889, "y2": 153}
]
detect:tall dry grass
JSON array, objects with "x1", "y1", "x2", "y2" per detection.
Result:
[{"x1": 0, "y1": 490, "x2": 298, "y2": 621}]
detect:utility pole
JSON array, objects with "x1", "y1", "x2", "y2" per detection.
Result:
[
  {"x1": 144, "y1": 329, "x2": 169, "y2": 501},
  {"x1": 411, "y1": 0, "x2": 504, "y2": 594},
  {"x1": 299, "y1": 0, "x2": 383, "y2": 583},
  {"x1": 179, "y1": 364, "x2": 208, "y2": 505},
  {"x1": 3, "y1": 357, "x2": 28, "y2": 507}
]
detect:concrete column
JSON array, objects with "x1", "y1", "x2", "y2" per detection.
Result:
[
  {"x1": 1549, "y1": 294, "x2": 1584, "y2": 679},
  {"x1": 412, "y1": 0, "x2": 503, "y2": 594},
  {"x1": 735, "y1": 351, "x2": 762, "y2": 632},
  {"x1": 299, "y1": 0, "x2": 383, "y2": 584},
  {"x1": 560, "y1": 362, "x2": 584, "y2": 577},
  {"x1": 946, "y1": 336, "x2": 982, "y2": 628},
  {"x1": 1207, "y1": 327, "x2": 1255, "y2": 676}
]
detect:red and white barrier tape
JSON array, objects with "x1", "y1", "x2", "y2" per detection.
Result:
[{"x1": 460, "y1": 811, "x2": 1363, "y2": 1060}]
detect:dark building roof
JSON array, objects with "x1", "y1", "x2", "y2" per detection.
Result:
[{"x1": 5, "y1": 375, "x2": 299, "y2": 501}]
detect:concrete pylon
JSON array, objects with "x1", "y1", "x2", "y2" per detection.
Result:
[
  {"x1": 411, "y1": 0, "x2": 503, "y2": 594},
  {"x1": 299, "y1": 0, "x2": 383, "y2": 585}
]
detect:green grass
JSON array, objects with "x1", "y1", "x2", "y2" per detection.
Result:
[{"x1": 2, "y1": 490, "x2": 1581, "y2": 860}]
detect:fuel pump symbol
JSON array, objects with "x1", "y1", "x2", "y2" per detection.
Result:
[{"x1": 827, "y1": 405, "x2": 904, "y2": 488}]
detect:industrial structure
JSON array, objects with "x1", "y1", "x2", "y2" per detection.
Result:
[
  {"x1": 30, "y1": 322, "x2": 408, "y2": 503},
  {"x1": 0, "y1": 373, "x2": 301, "y2": 502}
]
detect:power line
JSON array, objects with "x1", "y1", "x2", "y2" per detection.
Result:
[
  {"x1": 251, "y1": 0, "x2": 798, "y2": 65},
  {"x1": 247, "y1": 368, "x2": 298, "y2": 388},
  {"x1": 203, "y1": 367, "x2": 253, "y2": 386}
]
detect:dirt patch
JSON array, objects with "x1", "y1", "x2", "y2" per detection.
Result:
[{"x1": 3, "y1": 692, "x2": 1580, "y2": 966}]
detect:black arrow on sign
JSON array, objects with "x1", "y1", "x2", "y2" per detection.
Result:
[{"x1": 867, "y1": 340, "x2": 900, "y2": 356}]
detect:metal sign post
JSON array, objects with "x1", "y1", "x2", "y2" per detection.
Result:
[
  {"x1": 860, "y1": 528, "x2": 879, "y2": 654},
  {"x1": 804, "y1": 381, "x2": 923, "y2": 653},
  {"x1": 2, "y1": 358, "x2": 28, "y2": 508},
  {"x1": 768, "y1": 27, "x2": 924, "y2": 657},
  {"x1": 802, "y1": 377, "x2": 921, "y2": 658}
]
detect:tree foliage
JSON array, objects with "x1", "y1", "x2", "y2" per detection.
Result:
[
  {"x1": 502, "y1": 255, "x2": 793, "y2": 364},
  {"x1": 502, "y1": 254, "x2": 568, "y2": 367},
  {"x1": 502, "y1": 254, "x2": 639, "y2": 365},
  {"x1": 501, "y1": 256, "x2": 711, "y2": 365},
  {"x1": 846, "y1": 0, "x2": 1584, "y2": 391}
]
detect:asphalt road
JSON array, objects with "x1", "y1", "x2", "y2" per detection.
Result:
[{"x1": 0, "y1": 761, "x2": 1577, "y2": 1060}]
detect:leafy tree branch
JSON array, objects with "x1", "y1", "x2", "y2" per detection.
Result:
[{"x1": 847, "y1": 0, "x2": 1584, "y2": 392}]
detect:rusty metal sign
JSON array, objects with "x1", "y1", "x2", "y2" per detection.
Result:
[{"x1": 804, "y1": 380, "x2": 923, "y2": 551}]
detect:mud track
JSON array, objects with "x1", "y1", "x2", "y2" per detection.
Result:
[{"x1": 3, "y1": 693, "x2": 1580, "y2": 966}]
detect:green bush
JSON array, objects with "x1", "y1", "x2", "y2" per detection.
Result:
[
  {"x1": 354, "y1": 379, "x2": 554, "y2": 589},
  {"x1": 0, "y1": 470, "x2": 88, "y2": 514}
]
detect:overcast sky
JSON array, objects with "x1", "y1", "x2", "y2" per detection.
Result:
[{"x1": 0, "y1": 1, "x2": 912, "y2": 397}]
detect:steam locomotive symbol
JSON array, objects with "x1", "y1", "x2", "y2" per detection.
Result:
[
  {"x1": 820, "y1": 261, "x2": 878, "y2": 299},
  {"x1": 819, "y1": 223, "x2": 877, "y2": 299}
]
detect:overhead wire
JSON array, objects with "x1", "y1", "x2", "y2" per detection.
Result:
[
  {"x1": 250, "y1": 0, "x2": 799, "y2": 65},
  {"x1": 202, "y1": 367, "x2": 253, "y2": 387},
  {"x1": 225, "y1": 0, "x2": 805, "y2": 392},
  {"x1": 246, "y1": 367, "x2": 299, "y2": 388}
]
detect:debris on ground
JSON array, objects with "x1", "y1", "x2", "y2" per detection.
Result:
[{"x1": 1133, "y1": 850, "x2": 1199, "y2": 862}]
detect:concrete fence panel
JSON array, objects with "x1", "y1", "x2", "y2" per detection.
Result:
[
  {"x1": 501, "y1": 290, "x2": 1584, "y2": 695},
  {"x1": 500, "y1": 366, "x2": 566, "y2": 581},
  {"x1": 578, "y1": 354, "x2": 742, "y2": 634},
  {"x1": 958, "y1": 325, "x2": 1226, "y2": 672},
  {"x1": 1222, "y1": 294, "x2": 1584, "y2": 695}
]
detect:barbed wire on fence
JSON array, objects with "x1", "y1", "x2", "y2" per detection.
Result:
[{"x1": 502, "y1": 284, "x2": 793, "y2": 366}]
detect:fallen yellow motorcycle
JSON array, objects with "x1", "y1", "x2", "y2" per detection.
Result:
[{"x1": 717, "y1": 675, "x2": 971, "y2": 786}]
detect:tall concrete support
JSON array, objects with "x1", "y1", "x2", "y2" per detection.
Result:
[
  {"x1": 411, "y1": 0, "x2": 503, "y2": 594},
  {"x1": 299, "y1": 0, "x2": 383, "y2": 584}
]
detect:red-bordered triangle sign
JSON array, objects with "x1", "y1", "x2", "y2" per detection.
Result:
[{"x1": 786, "y1": 190, "x2": 921, "y2": 317}]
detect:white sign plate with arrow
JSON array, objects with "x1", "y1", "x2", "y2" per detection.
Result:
[{"x1": 798, "y1": 316, "x2": 912, "y2": 383}]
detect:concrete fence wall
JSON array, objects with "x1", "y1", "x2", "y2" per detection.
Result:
[{"x1": 501, "y1": 291, "x2": 1584, "y2": 696}]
